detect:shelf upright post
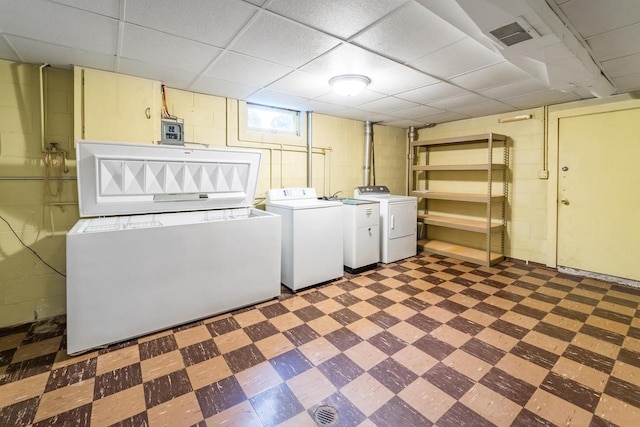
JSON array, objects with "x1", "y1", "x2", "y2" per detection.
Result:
[{"x1": 486, "y1": 134, "x2": 494, "y2": 266}]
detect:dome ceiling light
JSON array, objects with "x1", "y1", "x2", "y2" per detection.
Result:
[{"x1": 329, "y1": 74, "x2": 371, "y2": 96}]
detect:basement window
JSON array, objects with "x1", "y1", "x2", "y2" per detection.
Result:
[{"x1": 247, "y1": 103, "x2": 300, "y2": 135}]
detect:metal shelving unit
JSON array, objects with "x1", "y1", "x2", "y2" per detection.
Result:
[{"x1": 410, "y1": 133, "x2": 508, "y2": 266}]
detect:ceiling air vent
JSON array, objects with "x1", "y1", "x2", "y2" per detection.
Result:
[{"x1": 489, "y1": 20, "x2": 535, "y2": 46}]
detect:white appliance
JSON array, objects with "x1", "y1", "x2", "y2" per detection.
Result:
[
  {"x1": 266, "y1": 188, "x2": 343, "y2": 291},
  {"x1": 342, "y1": 199, "x2": 380, "y2": 273},
  {"x1": 66, "y1": 141, "x2": 281, "y2": 355},
  {"x1": 354, "y1": 185, "x2": 417, "y2": 264}
]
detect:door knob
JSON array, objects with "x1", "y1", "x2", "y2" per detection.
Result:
[
  {"x1": 561, "y1": 199, "x2": 570, "y2": 205},
  {"x1": 562, "y1": 166, "x2": 569, "y2": 172}
]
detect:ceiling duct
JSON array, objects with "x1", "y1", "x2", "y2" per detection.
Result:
[
  {"x1": 488, "y1": 18, "x2": 537, "y2": 47},
  {"x1": 424, "y1": 0, "x2": 616, "y2": 98}
]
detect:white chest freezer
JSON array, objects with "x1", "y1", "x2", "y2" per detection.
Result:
[{"x1": 66, "y1": 141, "x2": 281, "y2": 354}]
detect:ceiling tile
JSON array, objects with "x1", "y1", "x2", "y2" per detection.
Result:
[
  {"x1": 0, "y1": 0, "x2": 118, "y2": 55},
  {"x1": 301, "y1": 99, "x2": 349, "y2": 114},
  {"x1": 356, "y1": 96, "x2": 419, "y2": 114},
  {"x1": 479, "y1": 78, "x2": 549, "y2": 100},
  {"x1": 118, "y1": 58, "x2": 198, "y2": 89},
  {"x1": 445, "y1": 100, "x2": 514, "y2": 116},
  {"x1": 204, "y1": 51, "x2": 292, "y2": 87},
  {"x1": 5, "y1": 35, "x2": 116, "y2": 71},
  {"x1": 602, "y1": 53, "x2": 640, "y2": 78},
  {"x1": 368, "y1": 113, "x2": 406, "y2": 123},
  {"x1": 449, "y1": 62, "x2": 532, "y2": 92},
  {"x1": 0, "y1": 37, "x2": 19, "y2": 62},
  {"x1": 244, "y1": 89, "x2": 310, "y2": 111},
  {"x1": 352, "y1": 2, "x2": 465, "y2": 63},
  {"x1": 611, "y1": 73, "x2": 640, "y2": 92},
  {"x1": 395, "y1": 82, "x2": 468, "y2": 104},
  {"x1": 420, "y1": 110, "x2": 469, "y2": 124},
  {"x1": 571, "y1": 86, "x2": 596, "y2": 99},
  {"x1": 265, "y1": 0, "x2": 407, "y2": 39},
  {"x1": 302, "y1": 43, "x2": 392, "y2": 76},
  {"x1": 586, "y1": 24, "x2": 640, "y2": 62},
  {"x1": 315, "y1": 89, "x2": 386, "y2": 107},
  {"x1": 502, "y1": 90, "x2": 580, "y2": 109},
  {"x1": 231, "y1": 12, "x2": 340, "y2": 68},
  {"x1": 326, "y1": 107, "x2": 370, "y2": 121},
  {"x1": 125, "y1": 0, "x2": 257, "y2": 47},
  {"x1": 300, "y1": 42, "x2": 438, "y2": 96},
  {"x1": 121, "y1": 24, "x2": 222, "y2": 74},
  {"x1": 368, "y1": 63, "x2": 440, "y2": 95},
  {"x1": 265, "y1": 70, "x2": 332, "y2": 98},
  {"x1": 559, "y1": 0, "x2": 640, "y2": 38},
  {"x1": 392, "y1": 104, "x2": 444, "y2": 120},
  {"x1": 427, "y1": 92, "x2": 491, "y2": 110},
  {"x1": 189, "y1": 75, "x2": 258, "y2": 100},
  {"x1": 49, "y1": 0, "x2": 120, "y2": 18},
  {"x1": 408, "y1": 37, "x2": 503, "y2": 80},
  {"x1": 342, "y1": 110, "x2": 401, "y2": 123}
]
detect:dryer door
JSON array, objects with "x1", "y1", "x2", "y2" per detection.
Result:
[{"x1": 388, "y1": 201, "x2": 416, "y2": 239}]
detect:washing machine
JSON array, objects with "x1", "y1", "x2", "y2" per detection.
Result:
[
  {"x1": 266, "y1": 188, "x2": 343, "y2": 291},
  {"x1": 354, "y1": 185, "x2": 417, "y2": 264}
]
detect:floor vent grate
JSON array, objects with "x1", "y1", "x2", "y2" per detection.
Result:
[{"x1": 314, "y1": 405, "x2": 339, "y2": 427}]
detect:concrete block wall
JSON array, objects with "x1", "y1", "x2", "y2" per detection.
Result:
[{"x1": 0, "y1": 60, "x2": 74, "y2": 326}]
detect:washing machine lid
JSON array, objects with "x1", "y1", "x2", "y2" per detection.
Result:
[
  {"x1": 265, "y1": 188, "x2": 342, "y2": 209},
  {"x1": 76, "y1": 140, "x2": 262, "y2": 217},
  {"x1": 267, "y1": 199, "x2": 342, "y2": 209}
]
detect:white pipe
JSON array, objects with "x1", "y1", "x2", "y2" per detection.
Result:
[
  {"x1": 307, "y1": 111, "x2": 313, "y2": 187},
  {"x1": 364, "y1": 120, "x2": 372, "y2": 186},
  {"x1": 39, "y1": 63, "x2": 49, "y2": 151}
]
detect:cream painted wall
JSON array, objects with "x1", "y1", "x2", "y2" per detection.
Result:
[{"x1": 0, "y1": 60, "x2": 74, "y2": 326}]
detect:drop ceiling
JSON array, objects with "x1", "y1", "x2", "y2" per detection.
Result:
[{"x1": 1, "y1": 0, "x2": 639, "y2": 128}]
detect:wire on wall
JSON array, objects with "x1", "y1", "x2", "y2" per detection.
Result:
[
  {"x1": 161, "y1": 84, "x2": 177, "y2": 120},
  {"x1": 0, "y1": 215, "x2": 66, "y2": 277}
]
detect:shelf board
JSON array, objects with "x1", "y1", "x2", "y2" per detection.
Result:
[
  {"x1": 418, "y1": 239, "x2": 504, "y2": 266},
  {"x1": 418, "y1": 214, "x2": 503, "y2": 233},
  {"x1": 412, "y1": 163, "x2": 506, "y2": 171},
  {"x1": 411, "y1": 133, "x2": 507, "y2": 147},
  {"x1": 411, "y1": 191, "x2": 504, "y2": 202}
]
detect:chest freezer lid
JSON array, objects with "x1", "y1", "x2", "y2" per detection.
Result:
[{"x1": 76, "y1": 140, "x2": 262, "y2": 217}]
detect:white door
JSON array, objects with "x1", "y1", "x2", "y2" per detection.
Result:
[
  {"x1": 389, "y1": 201, "x2": 416, "y2": 239},
  {"x1": 557, "y1": 108, "x2": 640, "y2": 281}
]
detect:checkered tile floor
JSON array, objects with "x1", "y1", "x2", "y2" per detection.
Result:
[{"x1": 2, "y1": 253, "x2": 640, "y2": 426}]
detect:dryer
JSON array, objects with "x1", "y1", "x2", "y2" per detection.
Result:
[
  {"x1": 266, "y1": 188, "x2": 343, "y2": 291},
  {"x1": 354, "y1": 185, "x2": 417, "y2": 264}
]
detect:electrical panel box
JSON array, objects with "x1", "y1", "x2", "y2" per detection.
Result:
[{"x1": 161, "y1": 119, "x2": 184, "y2": 145}]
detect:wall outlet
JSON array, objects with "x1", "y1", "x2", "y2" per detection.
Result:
[{"x1": 538, "y1": 170, "x2": 549, "y2": 179}]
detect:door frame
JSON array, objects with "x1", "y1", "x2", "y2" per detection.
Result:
[{"x1": 546, "y1": 95, "x2": 640, "y2": 268}]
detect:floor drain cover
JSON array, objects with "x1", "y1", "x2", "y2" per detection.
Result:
[{"x1": 314, "y1": 405, "x2": 339, "y2": 427}]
